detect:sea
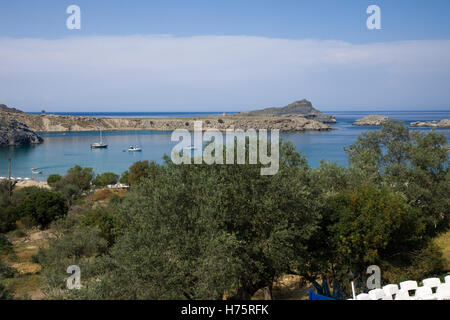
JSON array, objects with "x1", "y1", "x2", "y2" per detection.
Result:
[{"x1": 1, "y1": 110, "x2": 449, "y2": 180}]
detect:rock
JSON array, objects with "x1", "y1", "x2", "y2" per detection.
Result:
[
  {"x1": 0, "y1": 104, "x2": 24, "y2": 114},
  {"x1": 0, "y1": 115, "x2": 44, "y2": 147},
  {"x1": 238, "y1": 99, "x2": 336, "y2": 123},
  {"x1": 3, "y1": 105, "x2": 331, "y2": 133},
  {"x1": 353, "y1": 115, "x2": 389, "y2": 126},
  {"x1": 410, "y1": 119, "x2": 450, "y2": 128}
]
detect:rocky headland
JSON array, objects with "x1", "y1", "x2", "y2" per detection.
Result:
[
  {"x1": 238, "y1": 99, "x2": 336, "y2": 123},
  {"x1": 0, "y1": 115, "x2": 44, "y2": 147},
  {"x1": 410, "y1": 119, "x2": 450, "y2": 128},
  {"x1": 353, "y1": 115, "x2": 389, "y2": 126},
  {"x1": 1, "y1": 102, "x2": 333, "y2": 133}
]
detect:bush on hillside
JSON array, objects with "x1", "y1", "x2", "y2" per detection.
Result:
[
  {"x1": 47, "y1": 174, "x2": 62, "y2": 187},
  {"x1": 92, "y1": 172, "x2": 119, "y2": 187},
  {"x1": 17, "y1": 190, "x2": 68, "y2": 228}
]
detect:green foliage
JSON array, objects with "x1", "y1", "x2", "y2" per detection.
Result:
[
  {"x1": 10, "y1": 186, "x2": 42, "y2": 204},
  {"x1": 34, "y1": 225, "x2": 108, "y2": 296},
  {"x1": 0, "y1": 261, "x2": 15, "y2": 279},
  {"x1": 93, "y1": 172, "x2": 119, "y2": 187},
  {"x1": 35, "y1": 123, "x2": 449, "y2": 300},
  {"x1": 1, "y1": 186, "x2": 53, "y2": 232},
  {"x1": 0, "y1": 282, "x2": 13, "y2": 300},
  {"x1": 0, "y1": 236, "x2": 15, "y2": 299},
  {"x1": 64, "y1": 165, "x2": 94, "y2": 192},
  {"x1": 50, "y1": 165, "x2": 95, "y2": 203},
  {"x1": 47, "y1": 174, "x2": 62, "y2": 187},
  {"x1": 383, "y1": 242, "x2": 445, "y2": 284},
  {"x1": 17, "y1": 190, "x2": 68, "y2": 228},
  {"x1": 0, "y1": 206, "x2": 18, "y2": 233},
  {"x1": 345, "y1": 120, "x2": 449, "y2": 235},
  {"x1": 52, "y1": 181, "x2": 80, "y2": 204},
  {"x1": 127, "y1": 160, "x2": 160, "y2": 186},
  {"x1": 0, "y1": 234, "x2": 13, "y2": 256},
  {"x1": 0, "y1": 180, "x2": 14, "y2": 208},
  {"x1": 329, "y1": 186, "x2": 419, "y2": 267},
  {"x1": 81, "y1": 207, "x2": 116, "y2": 245},
  {"x1": 119, "y1": 171, "x2": 129, "y2": 184},
  {"x1": 73, "y1": 142, "x2": 320, "y2": 300}
]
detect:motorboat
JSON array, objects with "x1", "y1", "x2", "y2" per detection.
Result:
[{"x1": 128, "y1": 146, "x2": 142, "y2": 152}]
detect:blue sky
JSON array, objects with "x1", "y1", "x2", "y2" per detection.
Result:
[{"x1": 1, "y1": 1, "x2": 450, "y2": 112}]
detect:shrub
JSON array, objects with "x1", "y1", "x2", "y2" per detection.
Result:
[
  {"x1": 81, "y1": 208, "x2": 116, "y2": 245},
  {"x1": 0, "y1": 261, "x2": 15, "y2": 279},
  {"x1": 47, "y1": 174, "x2": 62, "y2": 187},
  {"x1": 34, "y1": 226, "x2": 108, "y2": 294},
  {"x1": 93, "y1": 172, "x2": 119, "y2": 187},
  {"x1": 11, "y1": 186, "x2": 42, "y2": 205},
  {"x1": 0, "y1": 282, "x2": 13, "y2": 300},
  {"x1": 0, "y1": 206, "x2": 19, "y2": 233},
  {"x1": 0, "y1": 234, "x2": 13, "y2": 256},
  {"x1": 127, "y1": 161, "x2": 160, "y2": 186},
  {"x1": 119, "y1": 171, "x2": 129, "y2": 184},
  {"x1": 0, "y1": 180, "x2": 14, "y2": 208},
  {"x1": 18, "y1": 190, "x2": 68, "y2": 228},
  {"x1": 64, "y1": 165, "x2": 94, "y2": 192},
  {"x1": 52, "y1": 181, "x2": 80, "y2": 203}
]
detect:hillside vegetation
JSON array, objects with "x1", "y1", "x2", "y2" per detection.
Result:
[{"x1": 0, "y1": 120, "x2": 449, "y2": 300}]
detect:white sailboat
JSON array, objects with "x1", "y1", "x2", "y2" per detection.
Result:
[{"x1": 91, "y1": 128, "x2": 108, "y2": 149}]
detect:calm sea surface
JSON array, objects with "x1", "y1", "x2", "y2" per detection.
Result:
[{"x1": 1, "y1": 111, "x2": 449, "y2": 180}]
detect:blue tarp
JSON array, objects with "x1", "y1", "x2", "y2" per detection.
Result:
[{"x1": 308, "y1": 288, "x2": 336, "y2": 300}]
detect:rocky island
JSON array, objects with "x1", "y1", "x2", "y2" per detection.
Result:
[
  {"x1": 1, "y1": 101, "x2": 333, "y2": 133},
  {"x1": 0, "y1": 115, "x2": 44, "y2": 147},
  {"x1": 410, "y1": 119, "x2": 450, "y2": 128},
  {"x1": 238, "y1": 99, "x2": 336, "y2": 123},
  {"x1": 353, "y1": 115, "x2": 389, "y2": 126}
]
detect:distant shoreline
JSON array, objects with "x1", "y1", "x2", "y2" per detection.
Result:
[
  {"x1": 28, "y1": 111, "x2": 240, "y2": 119},
  {"x1": 2, "y1": 112, "x2": 332, "y2": 133}
]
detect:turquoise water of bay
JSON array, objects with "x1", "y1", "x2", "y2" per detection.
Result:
[{"x1": 1, "y1": 111, "x2": 449, "y2": 180}]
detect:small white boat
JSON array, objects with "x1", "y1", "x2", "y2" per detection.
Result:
[
  {"x1": 128, "y1": 146, "x2": 142, "y2": 152},
  {"x1": 32, "y1": 170, "x2": 43, "y2": 174}
]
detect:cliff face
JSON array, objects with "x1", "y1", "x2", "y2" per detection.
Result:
[
  {"x1": 2, "y1": 111, "x2": 331, "y2": 133},
  {"x1": 238, "y1": 99, "x2": 336, "y2": 123},
  {"x1": 0, "y1": 116, "x2": 44, "y2": 147}
]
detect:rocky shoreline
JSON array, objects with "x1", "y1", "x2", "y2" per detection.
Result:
[
  {"x1": 1, "y1": 111, "x2": 331, "y2": 133},
  {"x1": 353, "y1": 115, "x2": 450, "y2": 128},
  {"x1": 410, "y1": 119, "x2": 450, "y2": 128},
  {"x1": 0, "y1": 116, "x2": 44, "y2": 147},
  {"x1": 0, "y1": 100, "x2": 335, "y2": 133}
]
